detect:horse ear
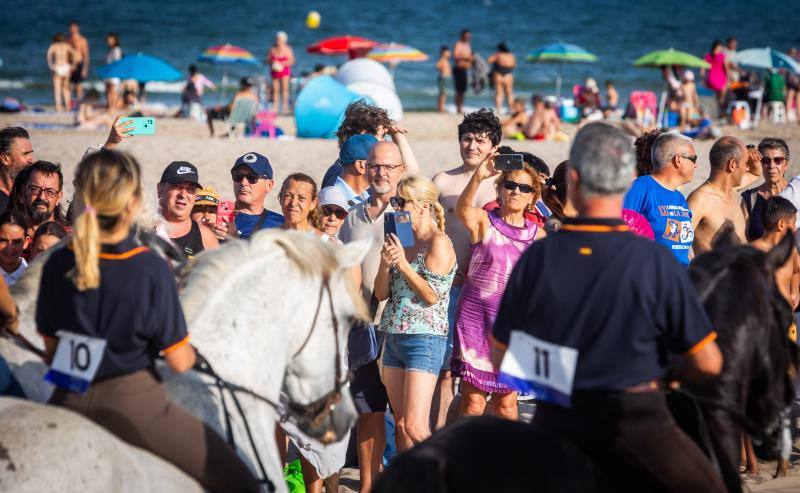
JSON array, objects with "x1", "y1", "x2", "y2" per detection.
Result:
[
  {"x1": 336, "y1": 238, "x2": 373, "y2": 269},
  {"x1": 711, "y1": 224, "x2": 740, "y2": 251},
  {"x1": 765, "y1": 231, "x2": 795, "y2": 273}
]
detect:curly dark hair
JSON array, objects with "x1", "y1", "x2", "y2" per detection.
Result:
[
  {"x1": 633, "y1": 128, "x2": 664, "y2": 177},
  {"x1": 335, "y1": 100, "x2": 393, "y2": 147},
  {"x1": 458, "y1": 108, "x2": 502, "y2": 146}
]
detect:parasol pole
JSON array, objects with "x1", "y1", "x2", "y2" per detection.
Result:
[{"x1": 657, "y1": 89, "x2": 668, "y2": 128}]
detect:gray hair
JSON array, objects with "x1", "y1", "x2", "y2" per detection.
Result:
[
  {"x1": 569, "y1": 123, "x2": 635, "y2": 196},
  {"x1": 651, "y1": 132, "x2": 693, "y2": 172},
  {"x1": 758, "y1": 137, "x2": 790, "y2": 162}
]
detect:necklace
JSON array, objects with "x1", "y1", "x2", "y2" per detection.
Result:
[{"x1": 705, "y1": 180, "x2": 730, "y2": 204}]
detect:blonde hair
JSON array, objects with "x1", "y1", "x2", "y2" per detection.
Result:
[
  {"x1": 71, "y1": 150, "x2": 142, "y2": 291},
  {"x1": 397, "y1": 176, "x2": 446, "y2": 232},
  {"x1": 495, "y1": 163, "x2": 542, "y2": 212}
]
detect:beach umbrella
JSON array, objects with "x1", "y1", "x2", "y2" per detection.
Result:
[
  {"x1": 198, "y1": 43, "x2": 259, "y2": 102},
  {"x1": 633, "y1": 48, "x2": 710, "y2": 69},
  {"x1": 526, "y1": 42, "x2": 598, "y2": 98},
  {"x1": 307, "y1": 35, "x2": 378, "y2": 57},
  {"x1": 368, "y1": 43, "x2": 428, "y2": 64},
  {"x1": 731, "y1": 47, "x2": 800, "y2": 73},
  {"x1": 97, "y1": 53, "x2": 182, "y2": 82}
]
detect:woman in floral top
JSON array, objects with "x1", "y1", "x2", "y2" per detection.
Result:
[{"x1": 374, "y1": 176, "x2": 456, "y2": 451}]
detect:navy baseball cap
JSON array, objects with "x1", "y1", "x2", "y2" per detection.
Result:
[
  {"x1": 160, "y1": 161, "x2": 202, "y2": 188},
  {"x1": 339, "y1": 134, "x2": 379, "y2": 166},
  {"x1": 232, "y1": 152, "x2": 273, "y2": 179}
]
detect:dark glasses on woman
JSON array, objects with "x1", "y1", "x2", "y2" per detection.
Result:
[
  {"x1": 761, "y1": 156, "x2": 786, "y2": 166},
  {"x1": 321, "y1": 205, "x2": 348, "y2": 219},
  {"x1": 231, "y1": 172, "x2": 264, "y2": 184},
  {"x1": 501, "y1": 180, "x2": 534, "y2": 194},
  {"x1": 390, "y1": 196, "x2": 409, "y2": 209}
]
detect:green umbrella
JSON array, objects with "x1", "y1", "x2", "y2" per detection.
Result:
[
  {"x1": 633, "y1": 48, "x2": 710, "y2": 69},
  {"x1": 526, "y1": 42, "x2": 598, "y2": 97}
]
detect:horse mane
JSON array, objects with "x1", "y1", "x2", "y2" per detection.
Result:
[{"x1": 178, "y1": 230, "x2": 367, "y2": 325}]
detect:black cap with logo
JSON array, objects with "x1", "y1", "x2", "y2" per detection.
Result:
[{"x1": 160, "y1": 161, "x2": 202, "y2": 189}]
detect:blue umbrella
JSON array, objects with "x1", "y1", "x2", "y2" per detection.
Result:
[
  {"x1": 732, "y1": 47, "x2": 800, "y2": 73},
  {"x1": 97, "y1": 53, "x2": 182, "y2": 82}
]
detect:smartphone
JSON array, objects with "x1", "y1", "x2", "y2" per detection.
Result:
[
  {"x1": 495, "y1": 153, "x2": 524, "y2": 171},
  {"x1": 216, "y1": 200, "x2": 235, "y2": 225},
  {"x1": 119, "y1": 116, "x2": 156, "y2": 135},
  {"x1": 384, "y1": 211, "x2": 415, "y2": 248}
]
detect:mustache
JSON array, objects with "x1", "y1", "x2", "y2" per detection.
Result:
[{"x1": 32, "y1": 199, "x2": 49, "y2": 209}]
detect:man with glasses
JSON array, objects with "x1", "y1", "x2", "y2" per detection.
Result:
[
  {"x1": 157, "y1": 161, "x2": 218, "y2": 258},
  {"x1": 215, "y1": 152, "x2": 284, "y2": 240},
  {"x1": 339, "y1": 140, "x2": 405, "y2": 493},
  {"x1": 624, "y1": 132, "x2": 698, "y2": 266},
  {"x1": 22, "y1": 161, "x2": 66, "y2": 233},
  {"x1": 688, "y1": 136, "x2": 762, "y2": 256}
]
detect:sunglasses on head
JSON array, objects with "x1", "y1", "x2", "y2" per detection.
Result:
[
  {"x1": 231, "y1": 172, "x2": 264, "y2": 184},
  {"x1": 501, "y1": 180, "x2": 534, "y2": 194},
  {"x1": 390, "y1": 196, "x2": 410, "y2": 209},
  {"x1": 321, "y1": 205, "x2": 348, "y2": 219},
  {"x1": 761, "y1": 156, "x2": 786, "y2": 166}
]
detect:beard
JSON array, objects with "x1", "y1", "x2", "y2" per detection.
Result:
[
  {"x1": 28, "y1": 199, "x2": 53, "y2": 224},
  {"x1": 371, "y1": 182, "x2": 393, "y2": 195}
]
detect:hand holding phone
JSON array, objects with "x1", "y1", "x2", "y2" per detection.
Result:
[
  {"x1": 495, "y1": 153, "x2": 524, "y2": 171},
  {"x1": 216, "y1": 200, "x2": 235, "y2": 226},
  {"x1": 118, "y1": 117, "x2": 156, "y2": 136},
  {"x1": 384, "y1": 211, "x2": 415, "y2": 248}
]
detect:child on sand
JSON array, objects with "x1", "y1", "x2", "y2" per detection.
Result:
[{"x1": 436, "y1": 46, "x2": 452, "y2": 112}]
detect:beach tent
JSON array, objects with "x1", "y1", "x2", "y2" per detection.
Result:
[
  {"x1": 335, "y1": 58, "x2": 396, "y2": 92},
  {"x1": 294, "y1": 76, "x2": 370, "y2": 139},
  {"x1": 526, "y1": 42, "x2": 598, "y2": 98},
  {"x1": 345, "y1": 81, "x2": 403, "y2": 121}
]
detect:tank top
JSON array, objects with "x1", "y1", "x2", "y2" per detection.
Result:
[{"x1": 172, "y1": 221, "x2": 204, "y2": 258}]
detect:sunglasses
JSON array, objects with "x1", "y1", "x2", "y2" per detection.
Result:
[
  {"x1": 390, "y1": 196, "x2": 410, "y2": 209},
  {"x1": 231, "y1": 172, "x2": 265, "y2": 184},
  {"x1": 761, "y1": 156, "x2": 787, "y2": 166},
  {"x1": 320, "y1": 205, "x2": 348, "y2": 219},
  {"x1": 501, "y1": 180, "x2": 534, "y2": 194},
  {"x1": 675, "y1": 154, "x2": 698, "y2": 163}
]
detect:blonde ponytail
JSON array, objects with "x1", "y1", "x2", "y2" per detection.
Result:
[
  {"x1": 70, "y1": 150, "x2": 142, "y2": 291},
  {"x1": 431, "y1": 201, "x2": 446, "y2": 232}
]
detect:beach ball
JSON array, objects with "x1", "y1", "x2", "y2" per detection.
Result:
[{"x1": 306, "y1": 11, "x2": 321, "y2": 29}]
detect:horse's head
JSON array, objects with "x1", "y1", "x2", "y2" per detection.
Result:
[
  {"x1": 689, "y1": 229, "x2": 799, "y2": 460},
  {"x1": 277, "y1": 234, "x2": 371, "y2": 443}
]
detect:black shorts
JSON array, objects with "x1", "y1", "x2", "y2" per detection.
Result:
[
  {"x1": 453, "y1": 68, "x2": 469, "y2": 94},
  {"x1": 349, "y1": 359, "x2": 388, "y2": 414},
  {"x1": 207, "y1": 106, "x2": 230, "y2": 121},
  {"x1": 70, "y1": 63, "x2": 85, "y2": 83}
]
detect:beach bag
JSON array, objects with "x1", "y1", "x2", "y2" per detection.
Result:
[
  {"x1": 283, "y1": 459, "x2": 305, "y2": 493},
  {"x1": 347, "y1": 322, "x2": 379, "y2": 369}
]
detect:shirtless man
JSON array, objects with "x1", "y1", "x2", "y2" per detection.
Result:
[
  {"x1": 688, "y1": 136, "x2": 762, "y2": 256},
  {"x1": 68, "y1": 22, "x2": 90, "y2": 102},
  {"x1": 453, "y1": 29, "x2": 473, "y2": 114},
  {"x1": 524, "y1": 95, "x2": 561, "y2": 140},
  {"x1": 431, "y1": 109, "x2": 501, "y2": 428}
]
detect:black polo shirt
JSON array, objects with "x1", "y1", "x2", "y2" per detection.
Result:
[
  {"x1": 492, "y1": 217, "x2": 715, "y2": 397},
  {"x1": 37, "y1": 234, "x2": 189, "y2": 381}
]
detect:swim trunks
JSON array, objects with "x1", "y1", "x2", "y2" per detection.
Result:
[
  {"x1": 437, "y1": 75, "x2": 450, "y2": 96},
  {"x1": 70, "y1": 62, "x2": 85, "y2": 83},
  {"x1": 453, "y1": 67, "x2": 468, "y2": 94}
]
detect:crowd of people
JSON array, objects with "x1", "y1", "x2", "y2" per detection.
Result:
[{"x1": 1, "y1": 96, "x2": 799, "y2": 491}]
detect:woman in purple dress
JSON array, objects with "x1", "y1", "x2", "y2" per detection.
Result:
[{"x1": 452, "y1": 155, "x2": 545, "y2": 420}]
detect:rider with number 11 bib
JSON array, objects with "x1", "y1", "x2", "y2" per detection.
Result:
[
  {"x1": 36, "y1": 150, "x2": 258, "y2": 492},
  {"x1": 491, "y1": 124, "x2": 727, "y2": 493}
]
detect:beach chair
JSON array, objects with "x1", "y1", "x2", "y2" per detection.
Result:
[{"x1": 225, "y1": 98, "x2": 258, "y2": 137}]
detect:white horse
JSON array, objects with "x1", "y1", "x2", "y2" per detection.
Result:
[{"x1": 1, "y1": 230, "x2": 370, "y2": 492}]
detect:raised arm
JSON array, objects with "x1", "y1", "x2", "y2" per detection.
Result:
[
  {"x1": 457, "y1": 155, "x2": 495, "y2": 244},
  {"x1": 735, "y1": 147, "x2": 763, "y2": 191},
  {"x1": 389, "y1": 125, "x2": 420, "y2": 176}
]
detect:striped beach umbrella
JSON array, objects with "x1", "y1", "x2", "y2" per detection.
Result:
[
  {"x1": 526, "y1": 42, "x2": 598, "y2": 98},
  {"x1": 198, "y1": 44, "x2": 258, "y2": 65},
  {"x1": 368, "y1": 43, "x2": 429, "y2": 64}
]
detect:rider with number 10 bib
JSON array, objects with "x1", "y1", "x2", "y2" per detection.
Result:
[
  {"x1": 491, "y1": 124, "x2": 727, "y2": 493},
  {"x1": 36, "y1": 150, "x2": 258, "y2": 492}
]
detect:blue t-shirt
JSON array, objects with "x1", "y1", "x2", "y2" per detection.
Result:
[
  {"x1": 235, "y1": 210, "x2": 284, "y2": 239},
  {"x1": 623, "y1": 176, "x2": 694, "y2": 266}
]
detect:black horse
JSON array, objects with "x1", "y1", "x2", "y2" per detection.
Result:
[{"x1": 372, "y1": 232, "x2": 799, "y2": 493}]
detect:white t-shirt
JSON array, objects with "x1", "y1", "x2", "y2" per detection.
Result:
[
  {"x1": 3, "y1": 258, "x2": 27, "y2": 286},
  {"x1": 333, "y1": 177, "x2": 370, "y2": 211}
]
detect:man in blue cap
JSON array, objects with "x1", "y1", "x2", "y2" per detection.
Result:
[
  {"x1": 215, "y1": 152, "x2": 284, "y2": 239},
  {"x1": 331, "y1": 134, "x2": 378, "y2": 210}
]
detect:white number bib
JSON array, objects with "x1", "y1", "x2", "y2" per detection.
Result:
[
  {"x1": 44, "y1": 331, "x2": 107, "y2": 394},
  {"x1": 499, "y1": 331, "x2": 579, "y2": 407}
]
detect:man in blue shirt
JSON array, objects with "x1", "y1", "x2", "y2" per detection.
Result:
[
  {"x1": 624, "y1": 132, "x2": 697, "y2": 265},
  {"x1": 216, "y1": 152, "x2": 283, "y2": 239},
  {"x1": 493, "y1": 123, "x2": 725, "y2": 492}
]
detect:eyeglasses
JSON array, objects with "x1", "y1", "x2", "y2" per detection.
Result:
[
  {"x1": 390, "y1": 196, "x2": 410, "y2": 209},
  {"x1": 674, "y1": 154, "x2": 698, "y2": 163},
  {"x1": 366, "y1": 163, "x2": 403, "y2": 172},
  {"x1": 320, "y1": 205, "x2": 348, "y2": 219},
  {"x1": 501, "y1": 180, "x2": 534, "y2": 194},
  {"x1": 761, "y1": 156, "x2": 787, "y2": 166},
  {"x1": 27, "y1": 185, "x2": 60, "y2": 198},
  {"x1": 231, "y1": 172, "x2": 265, "y2": 184}
]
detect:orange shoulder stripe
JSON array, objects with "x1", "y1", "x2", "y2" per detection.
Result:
[
  {"x1": 684, "y1": 331, "x2": 718, "y2": 357},
  {"x1": 99, "y1": 246, "x2": 150, "y2": 260},
  {"x1": 163, "y1": 334, "x2": 190, "y2": 354}
]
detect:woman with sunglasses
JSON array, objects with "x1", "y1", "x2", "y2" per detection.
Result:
[
  {"x1": 452, "y1": 155, "x2": 545, "y2": 420},
  {"x1": 314, "y1": 186, "x2": 350, "y2": 242},
  {"x1": 373, "y1": 176, "x2": 456, "y2": 451},
  {"x1": 743, "y1": 138, "x2": 791, "y2": 241}
]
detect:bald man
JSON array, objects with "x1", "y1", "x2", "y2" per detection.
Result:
[{"x1": 687, "y1": 136, "x2": 762, "y2": 256}]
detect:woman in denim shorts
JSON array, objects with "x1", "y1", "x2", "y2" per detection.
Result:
[{"x1": 374, "y1": 176, "x2": 456, "y2": 452}]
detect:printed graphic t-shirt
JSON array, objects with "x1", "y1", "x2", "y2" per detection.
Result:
[{"x1": 623, "y1": 176, "x2": 693, "y2": 266}]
